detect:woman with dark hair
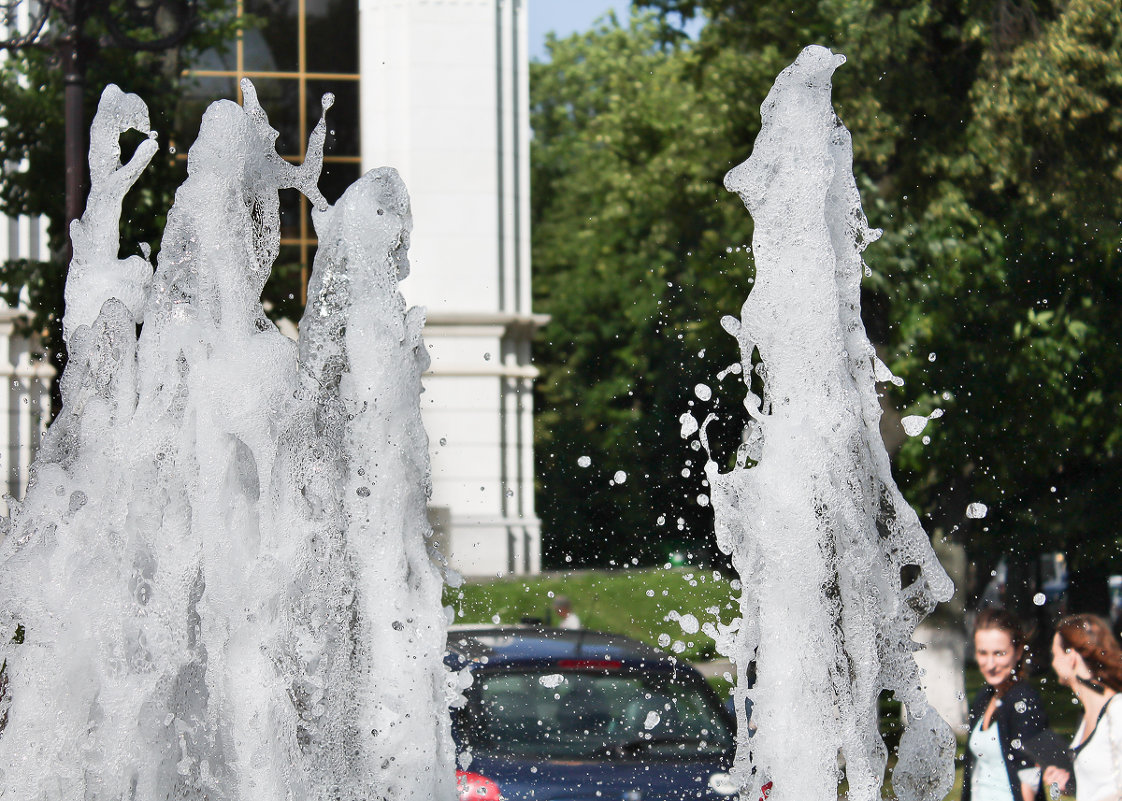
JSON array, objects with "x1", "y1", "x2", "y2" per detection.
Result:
[
  {"x1": 964, "y1": 607, "x2": 1049, "y2": 801},
  {"x1": 1042, "y1": 614, "x2": 1122, "y2": 800}
]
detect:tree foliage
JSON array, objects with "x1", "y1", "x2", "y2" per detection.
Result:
[
  {"x1": 532, "y1": 1, "x2": 1122, "y2": 591},
  {"x1": 0, "y1": 2, "x2": 239, "y2": 398},
  {"x1": 532, "y1": 16, "x2": 753, "y2": 568}
]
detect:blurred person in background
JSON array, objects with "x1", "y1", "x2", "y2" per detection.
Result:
[
  {"x1": 1042, "y1": 615, "x2": 1122, "y2": 800},
  {"x1": 553, "y1": 596, "x2": 581, "y2": 630},
  {"x1": 964, "y1": 607, "x2": 1049, "y2": 801}
]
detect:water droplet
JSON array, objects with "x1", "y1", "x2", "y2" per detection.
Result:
[
  {"x1": 483, "y1": 353, "x2": 491, "y2": 361},
  {"x1": 356, "y1": 486, "x2": 371, "y2": 497},
  {"x1": 658, "y1": 633, "x2": 671, "y2": 647},
  {"x1": 901, "y1": 415, "x2": 930, "y2": 437},
  {"x1": 644, "y1": 711, "x2": 661, "y2": 729},
  {"x1": 577, "y1": 455, "x2": 591, "y2": 468},
  {"x1": 1032, "y1": 593, "x2": 1046, "y2": 606},
  {"x1": 613, "y1": 471, "x2": 627, "y2": 484},
  {"x1": 697, "y1": 494, "x2": 710, "y2": 507},
  {"x1": 694, "y1": 383, "x2": 712, "y2": 401},
  {"x1": 439, "y1": 437, "x2": 447, "y2": 447},
  {"x1": 928, "y1": 352, "x2": 937, "y2": 362},
  {"x1": 966, "y1": 502, "x2": 988, "y2": 519}
]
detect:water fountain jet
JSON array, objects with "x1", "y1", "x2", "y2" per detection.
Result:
[
  {"x1": 697, "y1": 46, "x2": 956, "y2": 801},
  {"x1": 0, "y1": 80, "x2": 458, "y2": 801}
]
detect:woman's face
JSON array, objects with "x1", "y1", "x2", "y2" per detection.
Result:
[
  {"x1": 1051, "y1": 634, "x2": 1077, "y2": 686},
  {"x1": 975, "y1": 628, "x2": 1021, "y2": 687}
]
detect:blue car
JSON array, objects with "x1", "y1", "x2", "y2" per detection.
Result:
[{"x1": 446, "y1": 626, "x2": 741, "y2": 801}]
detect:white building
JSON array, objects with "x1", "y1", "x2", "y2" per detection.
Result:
[
  {"x1": 360, "y1": 1, "x2": 545, "y2": 577},
  {"x1": 0, "y1": 218, "x2": 54, "y2": 511},
  {"x1": 0, "y1": 0, "x2": 543, "y2": 574},
  {"x1": 0, "y1": 1, "x2": 59, "y2": 509}
]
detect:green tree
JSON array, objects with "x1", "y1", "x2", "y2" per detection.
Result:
[
  {"x1": 0, "y1": 2, "x2": 240, "y2": 410},
  {"x1": 532, "y1": 14, "x2": 755, "y2": 568},
  {"x1": 877, "y1": 0, "x2": 1122, "y2": 608},
  {"x1": 533, "y1": 1, "x2": 1122, "y2": 599}
]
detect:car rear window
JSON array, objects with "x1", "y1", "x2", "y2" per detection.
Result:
[{"x1": 457, "y1": 669, "x2": 734, "y2": 761}]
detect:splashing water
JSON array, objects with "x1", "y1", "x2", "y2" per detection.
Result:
[
  {"x1": 0, "y1": 82, "x2": 458, "y2": 800},
  {"x1": 697, "y1": 47, "x2": 955, "y2": 800}
]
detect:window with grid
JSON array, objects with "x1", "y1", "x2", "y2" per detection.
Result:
[{"x1": 179, "y1": 0, "x2": 360, "y2": 316}]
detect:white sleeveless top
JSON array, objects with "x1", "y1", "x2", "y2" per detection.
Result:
[
  {"x1": 1072, "y1": 695, "x2": 1122, "y2": 801},
  {"x1": 970, "y1": 717, "x2": 1017, "y2": 801}
]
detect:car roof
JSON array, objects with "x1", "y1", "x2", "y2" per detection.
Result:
[{"x1": 445, "y1": 625, "x2": 676, "y2": 670}]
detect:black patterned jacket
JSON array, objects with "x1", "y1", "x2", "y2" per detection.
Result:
[{"x1": 962, "y1": 680, "x2": 1049, "y2": 801}]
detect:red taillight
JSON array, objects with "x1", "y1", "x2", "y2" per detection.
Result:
[
  {"x1": 456, "y1": 769, "x2": 502, "y2": 801},
  {"x1": 556, "y1": 659, "x2": 622, "y2": 669}
]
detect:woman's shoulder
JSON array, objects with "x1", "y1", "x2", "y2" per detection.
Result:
[
  {"x1": 1105, "y1": 693, "x2": 1122, "y2": 721},
  {"x1": 971, "y1": 682, "x2": 997, "y2": 703},
  {"x1": 1082, "y1": 692, "x2": 1122, "y2": 751},
  {"x1": 969, "y1": 684, "x2": 994, "y2": 716}
]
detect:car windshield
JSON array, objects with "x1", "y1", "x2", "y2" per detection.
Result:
[{"x1": 457, "y1": 668, "x2": 734, "y2": 760}]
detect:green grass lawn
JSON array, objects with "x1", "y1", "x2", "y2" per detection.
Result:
[
  {"x1": 449, "y1": 569, "x2": 1084, "y2": 799},
  {"x1": 447, "y1": 566, "x2": 739, "y2": 662}
]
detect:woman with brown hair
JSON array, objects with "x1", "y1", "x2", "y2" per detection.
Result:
[
  {"x1": 1042, "y1": 614, "x2": 1122, "y2": 800},
  {"x1": 964, "y1": 607, "x2": 1049, "y2": 801}
]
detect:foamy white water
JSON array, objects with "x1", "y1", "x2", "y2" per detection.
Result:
[
  {"x1": 0, "y1": 82, "x2": 456, "y2": 800},
  {"x1": 697, "y1": 46, "x2": 956, "y2": 801}
]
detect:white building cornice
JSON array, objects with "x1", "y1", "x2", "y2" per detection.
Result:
[
  {"x1": 423, "y1": 311, "x2": 550, "y2": 338},
  {"x1": 424, "y1": 363, "x2": 538, "y2": 379}
]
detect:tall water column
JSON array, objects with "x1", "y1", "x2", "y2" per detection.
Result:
[
  {"x1": 0, "y1": 83, "x2": 458, "y2": 800},
  {"x1": 699, "y1": 46, "x2": 957, "y2": 801}
]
